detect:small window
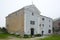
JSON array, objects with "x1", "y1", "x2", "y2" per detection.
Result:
[
  {"x1": 30, "y1": 21, "x2": 35, "y2": 25},
  {"x1": 42, "y1": 24, "x2": 44, "y2": 27},
  {"x1": 39, "y1": 24, "x2": 41, "y2": 27},
  {"x1": 42, "y1": 18, "x2": 45, "y2": 21},
  {"x1": 32, "y1": 13, "x2": 34, "y2": 15},
  {"x1": 30, "y1": 21, "x2": 32, "y2": 24}
]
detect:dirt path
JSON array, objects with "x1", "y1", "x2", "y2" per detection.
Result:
[
  {"x1": 0, "y1": 37, "x2": 39, "y2": 40},
  {"x1": 8, "y1": 37, "x2": 39, "y2": 40},
  {"x1": 0, "y1": 36, "x2": 46, "y2": 40}
]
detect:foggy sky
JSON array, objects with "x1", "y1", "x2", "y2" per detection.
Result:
[{"x1": 0, "y1": 0, "x2": 60, "y2": 27}]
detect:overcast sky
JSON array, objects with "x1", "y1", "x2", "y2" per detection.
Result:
[{"x1": 0, "y1": 0, "x2": 60, "y2": 27}]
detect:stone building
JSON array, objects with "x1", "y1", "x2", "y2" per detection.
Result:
[
  {"x1": 53, "y1": 18, "x2": 60, "y2": 33},
  {"x1": 6, "y1": 5, "x2": 53, "y2": 36}
]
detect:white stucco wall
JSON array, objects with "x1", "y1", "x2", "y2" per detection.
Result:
[
  {"x1": 24, "y1": 5, "x2": 40, "y2": 35},
  {"x1": 38, "y1": 15, "x2": 53, "y2": 35},
  {"x1": 24, "y1": 5, "x2": 53, "y2": 35}
]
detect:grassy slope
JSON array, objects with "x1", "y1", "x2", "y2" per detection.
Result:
[
  {"x1": 39, "y1": 34, "x2": 60, "y2": 40},
  {"x1": 0, "y1": 33, "x2": 60, "y2": 40},
  {"x1": 0, "y1": 33, "x2": 11, "y2": 38},
  {"x1": 0, "y1": 33, "x2": 20, "y2": 39}
]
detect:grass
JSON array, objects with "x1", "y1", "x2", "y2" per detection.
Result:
[
  {"x1": 39, "y1": 34, "x2": 60, "y2": 40},
  {"x1": 0, "y1": 33, "x2": 20, "y2": 39},
  {"x1": 0, "y1": 33, "x2": 60, "y2": 40},
  {"x1": 0, "y1": 33, "x2": 11, "y2": 38}
]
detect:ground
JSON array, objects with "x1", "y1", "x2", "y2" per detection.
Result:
[
  {"x1": 0, "y1": 36, "x2": 45, "y2": 40},
  {"x1": 38, "y1": 34, "x2": 60, "y2": 40},
  {"x1": 0, "y1": 33, "x2": 60, "y2": 40},
  {"x1": 0, "y1": 33, "x2": 46, "y2": 40}
]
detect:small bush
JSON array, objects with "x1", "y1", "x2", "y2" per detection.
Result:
[
  {"x1": 24, "y1": 34, "x2": 29, "y2": 38},
  {"x1": 15, "y1": 35, "x2": 21, "y2": 38},
  {"x1": 10, "y1": 34, "x2": 21, "y2": 38},
  {"x1": 34, "y1": 34, "x2": 41, "y2": 37}
]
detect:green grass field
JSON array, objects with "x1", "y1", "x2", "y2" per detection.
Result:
[
  {"x1": 0, "y1": 33, "x2": 11, "y2": 38},
  {"x1": 0, "y1": 33, "x2": 60, "y2": 40},
  {"x1": 0, "y1": 33, "x2": 20, "y2": 39},
  {"x1": 39, "y1": 34, "x2": 60, "y2": 40}
]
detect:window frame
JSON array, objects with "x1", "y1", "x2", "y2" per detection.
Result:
[
  {"x1": 30, "y1": 21, "x2": 35, "y2": 25},
  {"x1": 32, "y1": 12, "x2": 34, "y2": 16},
  {"x1": 42, "y1": 18, "x2": 45, "y2": 21}
]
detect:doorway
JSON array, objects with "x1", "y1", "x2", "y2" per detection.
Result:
[
  {"x1": 31, "y1": 28, "x2": 34, "y2": 35},
  {"x1": 42, "y1": 31, "x2": 44, "y2": 36},
  {"x1": 48, "y1": 29, "x2": 51, "y2": 33}
]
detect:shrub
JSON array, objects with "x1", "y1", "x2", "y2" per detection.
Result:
[
  {"x1": 10, "y1": 34, "x2": 21, "y2": 38},
  {"x1": 24, "y1": 34, "x2": 29, "y2": 38},
  {"x1": 1, "y1": 27, "x2": 8, "y2": 33},
  {"x1": 34, "y1": 34, "x2": 41, "y2": 37}
]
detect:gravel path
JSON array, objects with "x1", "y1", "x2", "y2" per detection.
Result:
[{"x1": 0, "y1": 36, "x2": 47, "y2": 40}]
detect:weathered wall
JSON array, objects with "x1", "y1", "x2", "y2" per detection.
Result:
[{"x1": 6, "y1": 8, "x2": 24, "y2": 35}]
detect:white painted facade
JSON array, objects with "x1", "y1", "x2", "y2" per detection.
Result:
[
  {"x1": 24, "y1": 5, "x2": 53, "y2": 35},
  {"x1": 38, "y1": 15, "x2": 53, "y2": 35}
]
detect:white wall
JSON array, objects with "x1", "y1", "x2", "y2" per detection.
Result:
[
  {"x1": 24, "y1": 5, "x2": 40, "y2": 35},
  {"x1": 38, "y1": 15, "x2": 53, "y2": 35},
  {"x1": 24, "y1": 5, "x2": 53, "y2": 35}
]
